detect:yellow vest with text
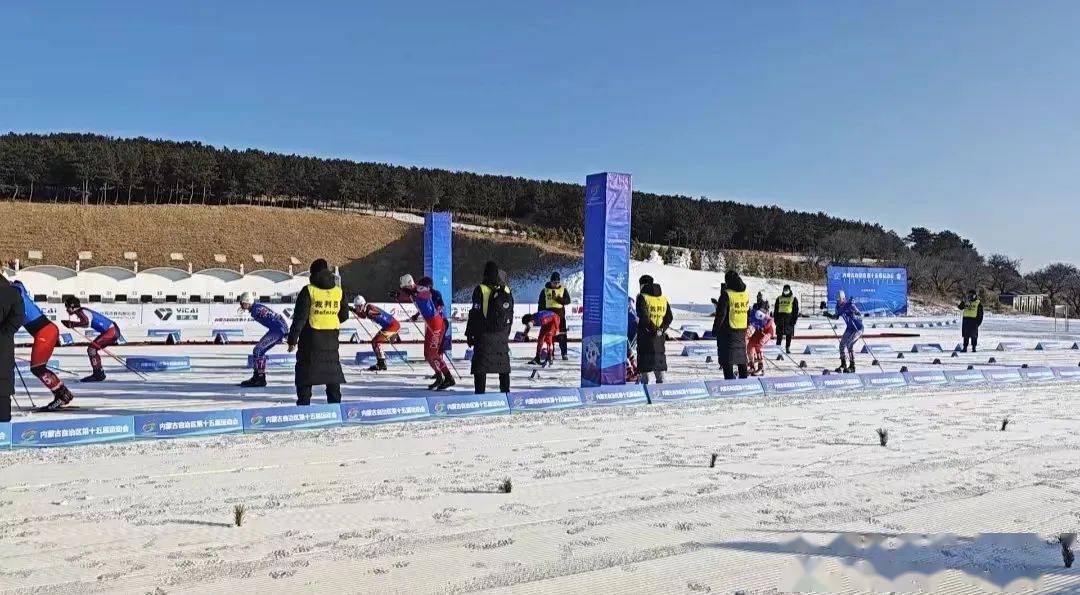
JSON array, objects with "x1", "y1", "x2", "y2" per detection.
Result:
[
  {"x1": 307, "y1": 285, "x2": 342, "y2": 330},
  {"x1": 777, "y1": 295, "x2": 794, "y2": 315},
  {"x1": 963, "y1": 298, "x2": 980, "y2": 319},
  {"x1": 543, "y1": 286, "x2": 566, "y2": 310},
  {"x1": 480, "y1": 284, "x2": 511, "y2": 317},
  {"x1": 726, "y1": 289, "x2": 750, "y2": 330},
  {"x1": 641, "y1": 294, "x2": 669, "y2": 329}
]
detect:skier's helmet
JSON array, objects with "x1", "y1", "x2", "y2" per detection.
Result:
[
  {"x1": 837, "y1": 290, "x2": 847, "y2": 303},
  {"x1": 399, "y1": 274, "x2": 415, "y2": 288},
  {"x1": 238, "y1": 292, "x2": 255, "y2": 306},
  {"x1": 63, "y1": 295, "x2": 81, "y2": 310},
  {"x1": 353, "y1": 295, "x2": 367, "y2": 309}
]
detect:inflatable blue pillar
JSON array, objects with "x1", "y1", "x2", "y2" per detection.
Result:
[
  {"x1": 424, "y1": 212, "x2": 453, "y2": 338},
  {"x1": 581, "y1": 172, "x2": 632, "y2": 387}
]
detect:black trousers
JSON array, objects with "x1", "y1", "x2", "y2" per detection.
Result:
[
  {"x1": 1, "y1": 394, "x2": 10, "y2": 422},
  {"x1": 474, "y1": 373, "x2": 510, "y2": 394},
  {"x1": 722, "y1": 364, "x2": 749, "y2": 380},
  {"x1": 555, "y1": 310, "x2": 568, "y2": 357},
  {"x1": 297, "y1": 384, "x2": 341, "y2": 406}
]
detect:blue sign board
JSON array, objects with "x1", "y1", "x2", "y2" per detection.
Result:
[
  {"x1": 983, "y1": 368, "x2": 1023, "y2": 383},
  {"x1": 995, "y1": 342, "x2": 1025, "y2": 352},
  {"x1": 341, "y1": 398, "x2": 431, "y2": 424},
  {"x1": 803, "y1": 344, "x2": 838, "y2": 355},
  {"x1": 680, "y1": 344, "x2": 715, "y2": 357},
  {"x1": 127, "y1": 355, "x2": 191, "y2": 372},
  {"x1": 12, "y1": 415, "x2": 135, "y2": 447},
  {"x1": 645, "y1": 381, "x2": 710, "y2": 403},
  {"x1": 424, "y1": 212, "x2": 453, "y2": 340},
  {"x1": 704, "y1": 377, "x2": 765, "y2": 398},
  {"x1": 242, "y1": 404, "x2": 341, "y2": 432},
  {"x1": 581, "y1": 172, "x2": 632, "y2": 387},
  {"x1": 860, "y1": 343, "x2": 894, "y2": 355},
  {"x1": 859, "y1": 372, "x2": 909, "y2": 389},
  {"x1": 811, "y1": 374, "x2": 864, "y2": 391},
  {"x1": 247, "y1": 353, "x2": 296, "y2": 368},
  {"x1": 944, "y1": 369, "x2": 987, "y2": 385},
  {"x1": 427, "y1": 393, "x2": 510, "y2": 417},
  {"x1": 759, "y1": 375, "x2": 818, "y2": 395},
  {"x1": 355, "y1": 351, "x2": 409, "y2": 365},
  {"x1": 903, "y1": 369, "x2": 948, "y2": 386},
  {"x1": 507, "y1": 388, "x2": 584, "y2": 412},
  {"x1": 0, "y1": 422, "x2": 10, "y2": 448},
  {"x1": 1035, "y1": 341, "x2": 1071, "y2": 351},
  {"x1": 911, "y1": 344, "x2": 944, "y2": 353},
  {"x1": 14, "y1": 358, "x2": 59, "y2": 374},
  {"x1": 580, "y1": 384, "x2": 648, "y2": 407},
  {"x1": 1052, "y1": 367, "x2": 1080, "y2": 380},
  {"x1": 826, "y1": 266, "x2": 908, "y2": 315},
  {"x1": 135, "y1": 409, "x2": 243, "y2": 439},
  {"x1": 1019, "y1": 366, "x2": 1054, "y2": 381}
]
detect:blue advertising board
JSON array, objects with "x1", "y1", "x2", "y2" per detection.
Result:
[
  {"x1": 507, "y1": 388, "x2": 584, "y2": 412},
  {"x1": 241, "y1": 404, "x2": 341, "y2": 432},
  {"x1": 705, "y1": 377, "x2": 765, "y2": 398},
  {"x1": 983, "y1": 368, "x2": 1023, "y2": 384},
  {"x1": 811, "y1": 374, "x2": 864, "y2": 391},
  {"x1": 859, "y1": 372, "x2": 909, "y2": 389},
  {"x1": 341, "y1": 398, "x2": 431, "y2": 424},
  {"x1": 424, "y1": 212, "x2": 453, "y2": 340},
  {"x1": 1051, "y1": 367, "x2": 1080, "y2": 380},
  {"x1": 580, "y1": 384, "x2": 648, "y2": 407},
  {"x1": 803, "y1": 344, "x2": 838, "y2": 355},
  {"x1": 826, "y1": 266, "x2": 908, "y2": 315},
  {"x1": 135, "y1": 409, "x2": 244, "y2": 439},
  {"x1": 0, "y1": 422, "x2": 9, "y2": 448},
  {"x1": 995, "y1": 342, "x2": 1025, "y2": 352},
  {"x1": 903, "y1": 369, "x2": 948, "y2": 386},
  {"x1": 427, "y1": 393, "x2": 510, "y2": 417},
  {"x1": 14, "y1": 358, "x2": 59, "y2": 374},
  {"x1": 759, "y1": 375, "x2": 818, "y2": 395},
  {"x1": 246, "y1": 353, "x2": 296, "y2": 368},
  {"x1": 944, "y1": 369, "x2": 987, "y2": 385},
  {"x1": 860, "y1": 343, "x2": 894, "y2": 355},
  {"x1": 1019, "y1": 366, "x2": 1054, "y2": 381},
  {"x1": 680, "y1": 344, "x2": 715, "y2": 357},
  {"x1": 355, "y1": 351, "x2": 409, "y2": 365},
  {"x1": 127, "y1": 355, "x2": 191, "y2": 372},
  {"x1": 12, "y1": 415, "x2": 135, "y2": 447},
  {"x1": 581, "y1": 172, "x2": 632, "y2": 387},
  {"x1": 645, "y1": 381, "x2": 710, "y2": 403}
]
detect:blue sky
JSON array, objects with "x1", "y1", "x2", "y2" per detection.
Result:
[{"x1": 4, "y1": 1, "x2": 1078, "y2": 270}]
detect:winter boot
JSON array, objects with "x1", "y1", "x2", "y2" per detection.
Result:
[
  {"x1": 428, "y1": 373, "x2": 445, "y2": 390},
  {"x1": 38, "y1": 386, "x2": 75, "y2": 412},
  {"x1": 240, "y1": 373, "x2": 267, "y2": 388},
  {"x1": 81, "y1": 369, "x2": 106, "y2": 383},
  {"x1": 845, "y1": 362, "x2": 856, "y2": 374},
  {"x1": 527, "y1": 357, "x2": 542, "y2": 366},
  {"x1": 435, "y1": 374, "x2": 456, "y2": 391},
  {"x1": 835, "y1": 358, "x2": 848, "y2": 374},
  {"x1": 368, "y1": 359, "x2": 388, "y2": 372},
  {"x1": 561, "y1": 353, "x2": 568, "y2": 361}
]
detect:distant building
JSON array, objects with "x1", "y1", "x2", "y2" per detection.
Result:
[{"x1": 998, "y1": 293, "x2": 1047, "y2": 315}]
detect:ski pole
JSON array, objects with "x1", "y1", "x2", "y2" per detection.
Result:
[
  {"x1": 14, "y1": 355, "x2": 79, "y2": 378},
  {"x1": 66, "y1": 327, "x2": 149, "y2": 381},
  {"x1": 353, "y1": 313, "x2": 416, "y2": 372},
  {"x1": 13, "y1": 361, "x2": 37, "y2": 410}
]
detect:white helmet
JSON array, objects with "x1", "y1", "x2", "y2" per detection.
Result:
[
  {"x1": 837, "y1": 290, "x2": 847, "y2": 303},
  {"x1": 353, "y1": 295, "x2": 367, "y2": 309},
  {"x1": 239, "y1": 291, "x2": 255, "y2": 305},
  {"x1": 399, "y1": 274, "x2": 415, "y2": 288}
]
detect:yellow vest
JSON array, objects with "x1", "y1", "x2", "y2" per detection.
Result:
[
  {"x1": 726, "y1": 289, "x2": 749, "y2": 330},
  {"x1": 963, "y1": 298, "x2": 980, "y2": 318},
  {"x1": 307, "y1": 285, "x2": 342, "y2": 330},
  {"x1": 480, "y1": 284, "x2": 511, "y2": 317},
  {"x1": 641, "y1": 294, "x2": 668, "y2": 328},
  {"x1": 777, "y1": 294, "x2": 794, "y2": 314},
  {"x1": 543, "y1": 286, "x2": 566, "y2": 310}
]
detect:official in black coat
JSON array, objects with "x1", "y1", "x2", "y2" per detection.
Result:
[
  {"x1": 1, "y1": 275, "x2": 24, "y2": 422},
  {"x1": 538, "y1": 272, "x2": 572, "y2": 360},
  {"x1": 635, "y1": 282, "x2": 673, "y2": 384},
  {"x1": 288, "y1": 259, "x2": 349, "y2": 405},
  {"x1": 712, "y1": 270, "x2": 750, "y2": 379},
  {"x1": 958, "y1": 289, "x2": 984, "y2": 352},
  {"x1": 466, "y1": 261, "x2": 514, "y2": 394},
  {"x1": 773, "y1": 284, "x2": 800, "y2": 354}
]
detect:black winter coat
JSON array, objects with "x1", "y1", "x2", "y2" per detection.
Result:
[
  {"x1": 466, "y1": 278, "x2": 513, "y2": 375},
  {"x1": 288, "y1": 270, "x2": 349, "y2": 387},
  {"x1": 0, "y1": 278, "x2": 23, "y2": 404},
  {"x1": 712, "y1": 278, "x2": 749, "y2": 366},
  {"x1": 773, "y1": 295, "x2": 799, "y2": 337},
  {"x1": 959, "y1": 300, "x2": 984, "y2": 338},
  {"x1": 636, "y1": 284, "x2": 672, "y2": 373},
  {"x1": 538, "y1": 282, "x2": 571, "y2": 332}
]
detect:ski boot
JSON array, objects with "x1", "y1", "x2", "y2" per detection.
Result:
[
  {"x1": 845, "y1": 362, "x2": 856, "y2": 374},
  {"x1": 527, "y1": 357, "x2": 542, "y2": 366},
  {"x1": 37, "y1": 386, "x2": 75, "y2": 412},
  {"x1": 435, "y1": 374, "x2": 456, "y2": 391},
  {"x1": 81, "y1": 369, "x2": 106, "y2": 383},
  {"x1": 834, "y1": 359, "x2": 848, "y2": 374},
  {"x1": 368, "y1": 359, "x2": 387, "y2": 372},
  {"x1": 428, "y1": 373, "x2": 445, "y2": 390},
  {"x1": 240, "y1": 373, "x2": 267, "y2": 388}
]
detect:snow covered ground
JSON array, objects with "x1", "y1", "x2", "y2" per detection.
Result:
[{"x1": 2, "y1": 314, "x2": 1079, "y2": 593}]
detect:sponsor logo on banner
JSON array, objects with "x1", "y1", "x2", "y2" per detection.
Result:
[
  {"x1": 944, "y1": 370, "x2": 986, "y2": 384},
  {"x1": 1051, "y1": 367, "x2": 1080, "y2": 379},
  {"x1": 153, "y1": 305, "x2": 204, "y2": 324},
  {"x1": 135, "y1": 410, "x2": 243, "y2": 439},
  {"x1": 705, "y1": 377, "x2": 765, "y2": 398},
  {"x1": 680, "y1": 344, "x2": 714, "y2": 357},
  {"x1": 983, "y1": 368, "x2": 1023, "y2": 383},
  {"x1": 903, "y1": 370, "x2": 948, "y2": 385},
  {"x1": 759, "y1": 375, "x2": 818, "y2": 395},
  {"x1": 1019, "y1": 366, "x2": 1054, "y2": 381},
  {"x1": 645, "y1": 381, "x2": 710, "y2": 403},
  {"x1": 127, "y1": 356, "x2": 190, "y2": 372},
  {"x1": 242, "y1": 404, "x2": 341, "y2": 432},
  {"x1": 858, "y1": 372, "x2": 908, "y2": 389},
  {"x1": 580, "y1": 384, "x2": 648, "y2": 406},
  {"x1": 0, "y1": 422, "x2": 9, "y2": 448},
  {"x1": 507, "y1": 389, "x2": 584, "y2": 412},
  {"x1": 246, "y1": 354, "x2": 296, "y2": 368},
  {"x1": 12, "y1": 416, "x2": 135, "y2": 447},
  {"x1": 811, "y1": 374, "x2": 864, "y2": 390},
  {"x1": 341, "y1": 398, "x2": 430, "y2": 424},
  {"x1": 355, "y1": 351, "x2": 408, "y2": 365},
  {"x1": 427, "y1": 394, "x2": 510, "y2": 417}
]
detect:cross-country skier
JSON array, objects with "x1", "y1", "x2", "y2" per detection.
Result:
[
  {"x1": 395, "y1": 274, "x2": 454, "y2": 390},
  {"x1": 351, "y1": 295, "x2": 400, "y2": 371},
  {"x1": 773, "y1": 285, "x2": 799, "y2": 354},
  {"x1": 61, "y1": 296, "x2": 122, "y2": 383},
  {"x1": 823, "y1": 290, "x2": 864, "y2": 373},
  {"x1": 958, "y1": 289, "x2": 983, "y2": 352},
  {"x1": 521, "y1": 310, "x2": 561, "y2": 366},
  {"x1": 237, "y1": 292, "x2": 289, "y2": 387},
  {"x1": 746, "y1": 302, "x2": 776, "y2": 376},
  {"x1": 12, "y1": 281, "x2": 75, "y2": 411}
]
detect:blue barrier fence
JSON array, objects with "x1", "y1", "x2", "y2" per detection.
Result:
[{"x1": 6, "y1": 363, "x2": 1079, "y2": 448}]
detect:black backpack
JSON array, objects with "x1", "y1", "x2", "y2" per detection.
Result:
[{"x1": 485, "y1": 285, "x2": 515, "y2": 333}]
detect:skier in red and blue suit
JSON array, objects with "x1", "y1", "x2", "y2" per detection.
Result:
[
  {"x1": 62, "y1": 296, "x2": 122, "y2": 383},
  {"x1": 395, "y1": 274, "x2": 454, "y2": 390},
  {"x1": 13, "y1": 281, "x2": 75, "y2": 411},
  {"x1": 238, "y1": 292, "x2": 290, "y2": 388}
]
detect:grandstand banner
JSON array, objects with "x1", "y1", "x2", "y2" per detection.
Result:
[
  {"x1": 826, "y1": 266, "x2": 908, "y2": 316},
  {"x1": 581, "y1": 172, "x2": 632, "y2": 387},
  {"x1": 424, "y1": 212, "x2": 453, "y2": 340}
]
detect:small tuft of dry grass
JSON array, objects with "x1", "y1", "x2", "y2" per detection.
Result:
[{"x1": 233, "y1": 503, "x2": 247, "y2": 527}]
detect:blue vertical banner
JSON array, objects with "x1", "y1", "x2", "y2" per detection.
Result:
[
  {"x1": 826, "y1": 266, "x2": 908, "y2": 315},
  {"x1": 424, "y1": 212, "x2": 453, "y2": 340},
  {"x1": 581, "y1": 172, "x2": 632, "y2": 387}
]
